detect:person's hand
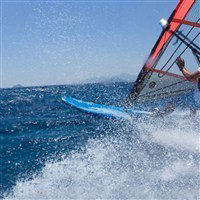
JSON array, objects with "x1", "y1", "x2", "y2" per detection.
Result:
[{"x1": 176, "y1": 57, "x2": 185, "y2": 71}]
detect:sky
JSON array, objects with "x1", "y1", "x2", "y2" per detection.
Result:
[{"x1": 1, "y1": 0, "x2": 178, "y2": 88}]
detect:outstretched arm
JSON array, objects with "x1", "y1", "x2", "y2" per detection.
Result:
[
  {"x1": 181, "y1": 68, "x2": 193, "y2": 79},
  {"x1": 176, "y1": 57, "x2": 200, "y2": 81},
  {"x1": 186, "y1": 70, "x2": 200, "y2": 81}
]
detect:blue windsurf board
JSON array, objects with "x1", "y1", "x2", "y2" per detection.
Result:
[{"x1": 62, "y1": 96, "x2": 153, "y2": 120}]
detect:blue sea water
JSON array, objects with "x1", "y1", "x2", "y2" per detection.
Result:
[{"x1": 0, "y1": 82, "x2": 199, "y2": 199}]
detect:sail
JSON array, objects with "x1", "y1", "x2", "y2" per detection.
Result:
[{"x1": 129, "y1": 0, "x2": 200, "y2": 104}]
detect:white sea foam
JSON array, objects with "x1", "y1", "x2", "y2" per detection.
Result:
[
  {"x1": 139, "y1": 111, "x2": 200, "y2": 153},
  {"x1": 5, "y1": 112, "x2": 200, "y2": 200}
]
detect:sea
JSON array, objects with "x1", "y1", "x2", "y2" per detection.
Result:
[{"x1": 0, "y1": 82, "x2": 199, "y2": 200}]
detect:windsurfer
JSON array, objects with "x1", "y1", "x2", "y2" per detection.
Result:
[{"x1": 176, "y1": 56, "x2": 200, "y2": 114}]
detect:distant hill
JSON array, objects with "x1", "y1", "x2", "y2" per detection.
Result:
[
  {"x1": 12, "y1": 84, "x2": 23, "y2": 88},
  {"x1": 80, "y1": 73, "x2": 136, "y2": 84}
]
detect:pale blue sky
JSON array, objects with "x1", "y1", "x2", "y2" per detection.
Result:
[{"x1": 1, "y1": 0, "x2": 177, "y2": 88}]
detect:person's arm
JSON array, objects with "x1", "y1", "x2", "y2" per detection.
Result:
[
  {"x1": 176, "y1": 57, "x2": 200, "y2": 81},
  {"x1": 186, "y1": 70, "x2": 200, "y2": 81},
  {"x1": 180, "y1": 68, "x2": 193, "y2": 79}
]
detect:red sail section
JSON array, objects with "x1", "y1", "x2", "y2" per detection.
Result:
[{"x1": 150, "y1": 0, "x2": 195, "y2": 63}]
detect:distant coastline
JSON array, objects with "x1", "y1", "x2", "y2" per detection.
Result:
[
  {"x1": 12, "y1": 84, "x2": 24, "y2": 88},
  {"x1": 79, "y1": 73, "x2": 135, "y2": 84},
  {"x1": 5, "y1": 74, "x2": 135, "y2": 89}
]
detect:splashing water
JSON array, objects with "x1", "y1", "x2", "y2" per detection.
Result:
[{"x1": 4, "y1": 112, "x2": 199, "y2": 200}]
